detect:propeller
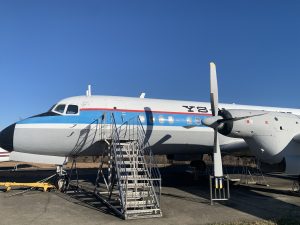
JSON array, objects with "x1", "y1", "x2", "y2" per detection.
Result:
[
  {"x1": 209, "y1": 62, "x2": 224, "y2": 179},
  {"x1": 204, "y1": 63, "x2": 266, "y2": 189},
  {"x1": 203, "y1": 62, "x2": 266, "y2": 131}
]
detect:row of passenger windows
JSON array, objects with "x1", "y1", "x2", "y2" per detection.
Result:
[
  {"x1": 50, "y1": 105, "x2": 202, "y2": 125},
  {"x1": 139, "y1": 115, "x2": 202, "y2": 125},
  {"x1": 53, "y1": 104, "x2": 79, "y2": 115}
]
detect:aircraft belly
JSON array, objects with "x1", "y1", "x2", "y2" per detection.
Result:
[
  {"x1": 14, "y1": 124, "x2": 91, "y2": 156},
  {"x1": 13, "y1": 124, "x2": 246, "y2": 157},
  {"x1": 146, "y1": 126, "x2": 214, "y2": 154}
]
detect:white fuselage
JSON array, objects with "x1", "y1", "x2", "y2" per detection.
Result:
[{"x1": 10, "y1": 95, "x2": 300, "y2": 158}]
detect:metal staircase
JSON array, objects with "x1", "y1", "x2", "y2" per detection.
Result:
[{"x1": 94, "y1": 113, "x2": 162, "y2": 219}]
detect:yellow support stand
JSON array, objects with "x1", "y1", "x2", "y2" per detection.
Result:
[{"x1": 0, "y1": 182, "x2": 56, "y2": 192}]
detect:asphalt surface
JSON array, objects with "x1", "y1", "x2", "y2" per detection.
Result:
[{"x1": 0, "y1": 165, "x2": 299, "y2": 225}]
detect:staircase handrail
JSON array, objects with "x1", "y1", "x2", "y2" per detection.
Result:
[
  {"x1": 109, "y1": 113, "x2": 128, "y2": 210},
  {"x1": 115, "y1": 115, "x2": 161, "y2": 206}
]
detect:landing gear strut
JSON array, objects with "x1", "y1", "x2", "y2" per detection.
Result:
[{"x1": 55, "y1": 165, "x2": 68, "y2": 192}]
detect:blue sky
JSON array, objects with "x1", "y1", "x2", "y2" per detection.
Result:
[{"x1": 0, "y1": 0, "x2": 300, "y2": 129}]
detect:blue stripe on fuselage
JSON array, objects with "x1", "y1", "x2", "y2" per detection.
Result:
[{"x1": 17, "y1": 110, "x2": 208, "y2": 127}]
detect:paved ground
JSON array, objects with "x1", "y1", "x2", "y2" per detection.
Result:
[{"x1": 0, "y1": 165, "x2": 299, "y2": 225}]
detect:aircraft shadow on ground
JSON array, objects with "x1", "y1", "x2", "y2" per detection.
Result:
[
  {"x1": 1, "y1": 166, "x2": 300, "y2": 221},
  {"x1": 54, "y1": 189, "x2": 116, "y2": 216},
  {"x1": 57, "y1": 165, "x2": 300, "y2": 221},
  {"x1": 159, "y1": 164, "x2": 300, "y2": 221}
]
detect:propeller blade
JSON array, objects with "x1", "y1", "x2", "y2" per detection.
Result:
[
  {"x1": 213, "y1": 129, "x2": 223, "y2": 177},
  {"x1": 210, "y1": 62, "x2": 219, "y2": 116},
  {"x1": 208, "y1": 62, "x2": 224, "y2": 191},
  {"x1": 209, "y1": 62, "x2": 223, "y2": 178},
  {"x1": 217, "y1": 113, "x2": 267, "y2": 124}
]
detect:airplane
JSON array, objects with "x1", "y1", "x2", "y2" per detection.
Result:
[{"x1": 0, "y1": 63, "x2": 299, "y2": 178}]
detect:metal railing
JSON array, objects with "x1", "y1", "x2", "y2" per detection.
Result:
[
  {"x1": 109, "y1": 113, "x2": 128, "y2": 211},
  {"x1": 112, "y1": 115, "x2": 162, "y2": 207}
]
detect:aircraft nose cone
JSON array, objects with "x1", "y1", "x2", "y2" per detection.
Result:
[{"x1": 0, "y1": 123, "x2": 15, "y2": 152}]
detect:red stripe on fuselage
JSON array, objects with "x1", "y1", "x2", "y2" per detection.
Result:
[{"x1": 80, "y1": 108, "x2": 212, "y2": 116}]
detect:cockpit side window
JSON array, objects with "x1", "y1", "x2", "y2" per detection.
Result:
[
  {"x1": 54, "y1": 104, "x2": 66, "y2": 114},
  {"x1": 66, "y1": 105, "x2": 79, "y2": 115}
]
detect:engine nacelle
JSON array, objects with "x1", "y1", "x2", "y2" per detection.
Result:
[{"x1": 217, "y1": 109, "x2": 300, "y2": 164}]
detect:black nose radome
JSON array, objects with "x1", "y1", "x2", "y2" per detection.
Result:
[{"x1": 0, "y1": 123, "x2": 15, "y2": 152}]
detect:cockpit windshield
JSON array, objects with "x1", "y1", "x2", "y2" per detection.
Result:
[
  {"x1": 30, "y1": 103, "x2": 79, "y2": 118},
  {"x1": 50, "y1": 103, "x2": 79, "y2": 115},
  {"x1": 54, "y1": 104, "x2": 66, "y2": 114}
]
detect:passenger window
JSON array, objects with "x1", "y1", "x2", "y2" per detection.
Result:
[
  {"x1": 195, "y1": 117, "x2": 201, "y2": 125},
  {"x1": 54, "y1": 104, "x2": 66, "y2": 114},
  {"x1": 148, "y1": 116, "x2": 155, "y2": 124},
  {"x1": 158, "y1": 116, "x2": 165, "y2": 124},
  {"x1": 139, "y1": 115, "x2": 145, "y2": 123},
  {"x1": 187, "y1": 117, "x2": 192, "y2": 125},
  {"x1": 66, "y1": 105, "x2": 79, "y2": 114},
  {"x1": 168, "y1": 116, "x2": 174, "y2": 124}
]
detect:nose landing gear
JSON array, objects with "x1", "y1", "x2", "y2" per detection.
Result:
[
  {"x1": 55, "y1": 165, "x2": 68, "y2": 192},
  {"x1": 292, "y1": 175, "x2": 300, "y2": 192}
]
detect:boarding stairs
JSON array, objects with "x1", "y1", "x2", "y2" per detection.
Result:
[{"x1": 94, "y1": 113, "x2": 162, "y2": 219}]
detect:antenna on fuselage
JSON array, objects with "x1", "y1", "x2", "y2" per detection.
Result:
[
  {"x1": 86, "y1": 85, "x2": 92, "y2": 96},
  {"x1": 139, "y1": 92, "x2": 146, "y2": 98}
]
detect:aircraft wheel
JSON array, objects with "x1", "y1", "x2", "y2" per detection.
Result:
[
  {"x1": 190, "y1": 160, "x2": 206, "y2": 172},
  {"x1": 55, "y1": 177, "x2": 67, "y2": 192}
]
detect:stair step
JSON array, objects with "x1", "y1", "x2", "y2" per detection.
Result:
[
  {"x1": 115, "y1": 152, "x2": 140, "y2": 155},
  {"x1": 116, "y1": 143, "x2": 132, "y2": 146},
  {"x1": 125, "y1": 200, "x2": 156, "y2": 208},
  {"x1": 125, "y1": 208, "x2": 161, "y2": 215},
  {"x1": 120, "y1": 175, "x2": 148, "y2": 179},
  {"x1": 125, "y1": 209, "x2": 162, "y2": 219},
  {"x1": 120, "y1": 161, "x2": 146, "y2": 165},
  {"x1": 120, "y1": 168, "x2": 148, "y2": 172},
  {"x1": 122, "y1": 166, "x2": 147, "y2": 170},
  {"x1": 126, "y1": 196, "x2": 151, "y2": 200},
  {"x1": 120, "y1": 155, "x2": 144, "y2": 158},
  {"x1": 125, "y1": 191, "x2": 150, "y2": 198},
  {"x1": 110, "y1": 163, "x2": 146, "y2": 168},
  {"x1": 119, "y1": 172, "x2": 148, "y2": 177},
  {"x1": 121, "y1": 183, "x2": 151, "y2": 188},
  {"x1": 116, "y1": 152, "x2": 142, "y2": 155},
  {"x1": 120, "y1": 181, "x2": 151, "y2": 185}
]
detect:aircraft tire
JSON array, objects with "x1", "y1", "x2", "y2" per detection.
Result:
[{"x1": 190, "y1": 160, "x2": 206, "y2": 172}]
